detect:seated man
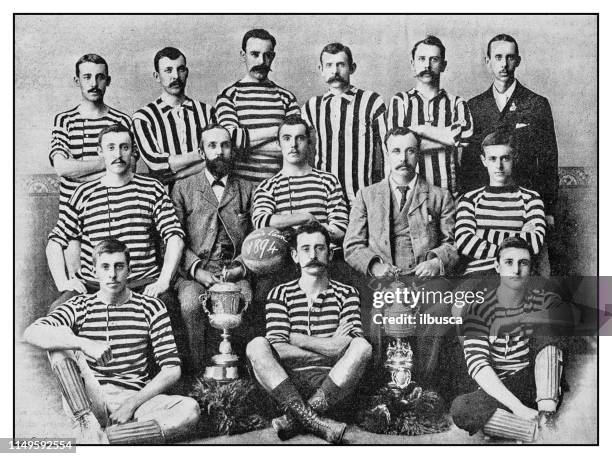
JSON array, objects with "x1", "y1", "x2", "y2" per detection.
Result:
[
  {"x1": 344, "y1": 127, "x2": 458, "y2": 385},
  {"x1": 23, "y1": 239, "x2": 200, "y2": 444},
  {"x1": 171, "y1": 123, "x2": 255, "y2": 374},
  {"x1": 46, "y1": 123, "x2": 185, "y2": 305},
  {"x1": 451, "y1": 237, "x2": 574, "y2": 442},
  {"x1": 455, "y1": 130, "x2": 546, "y2": 277},
  {"x1": 246, "y1": 222, "x2": 371, "y2": 444}
]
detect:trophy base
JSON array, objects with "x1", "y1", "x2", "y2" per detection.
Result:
[
  {"x1": 203, "y1": 362, "x2": 240, "y2": 382},
  {"x1": 212, "y1": 353, "x2": 239, "y2": 365}
]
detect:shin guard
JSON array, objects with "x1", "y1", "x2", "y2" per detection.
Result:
[
  {"x1": 535, "y1": 345, "x2": 563, "y2": 408},
  {"x1": 52, "y1": 355, "x2": 91, "y2": 419},
  {"x1": 106, "y1": 420, "x2": 165, "y2": 444},
  {"x1": 483, "y1": 409, "x2": 538, "y2": 442}
]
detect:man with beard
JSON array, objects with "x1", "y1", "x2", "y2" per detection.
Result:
[
  {"x1": 216, "y1": 29, "x2": 300, "y2": 185},
  {"x1": 301, "y1": 42, "x2": 387, "y2": 205},
  {"x1": 49, "y1": 54, "x2": 133, "y2": 293},
  {"x1": 387, "y1": 36, "x2": 473, "y2": 198},
  {"x1": 246, "y1": 221, "x2": 371, "y2": 444},
  {"x1": 133, "y1": 47, "x2": 216, "y2": 186},
  {"x1": 171, "y1": 124, "x2": 255, "y2": 374},
  {"x1": 344, "y1": 127, "x2": 458, "y2": 385}
]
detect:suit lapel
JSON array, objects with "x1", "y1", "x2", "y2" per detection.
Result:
[
  {"x1": 408, "y1": 177, "x2": 429, "y2": 215},
  {"x1": 218, "y1": 176, "x2": 238, "y2": 209},
  {"x1": 198, "y1": 171, "x2": 219, "y2": 206}
]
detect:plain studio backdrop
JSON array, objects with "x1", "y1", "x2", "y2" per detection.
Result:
[{"x1": 15, "y1": 14, "x2": 596, "y2": 175}]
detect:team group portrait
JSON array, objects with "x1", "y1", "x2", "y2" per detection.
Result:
[{"x1": 13, "y1": 14, "x2": 597, "y2": 445}]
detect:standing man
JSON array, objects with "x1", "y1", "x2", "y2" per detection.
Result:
[
  {"x1": 133, "y1": 47, "x2": 216, "y2": 185},
  {"x1": 46, "y1": 124, "x2": 185, "y2": 308},
  {"x1": 387, "y1": 35, "x2": 473, "y2": 198},
  {"x1": 343, "y1": 127, "x2": 458, "y2": 385},
  {"x1": 216, "y1": 29, "x2": 300, "y2": 185},
  {"x1": 301, "y1": 42, "x2": 387, "y2": 205},
  {"x1": 24, "y1": 239, "x2": 201, "y2": 444},
  {"x1": 246, "y1": 221, "x2": 371, "y2": 444},
  {"x1": 451, "y1": 237, "x2": 572, "y2": 442},
  {"x1": 455, "y1": 131, "x2": 546, "y2": 276},
  {"x1": 171, "y1": 124, "x2": 255, "y2": 374},
  {"x1": 461, "y1": 34, "x2": 558, "y2": 231}
]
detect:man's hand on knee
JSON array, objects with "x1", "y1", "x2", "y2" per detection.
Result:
[{"x1": 109, "y1": 397, "x2": 138, "y2": 425}]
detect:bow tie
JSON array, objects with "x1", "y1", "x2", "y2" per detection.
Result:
[{"x1": 211, "y1": 179, "x2": 225, "y2": 188}]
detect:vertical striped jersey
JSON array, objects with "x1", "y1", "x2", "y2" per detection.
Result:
[
  {"x1": 252, "y1": 169, "x2": 349, "y2": 234},
  {"x1": 132, "y1": 96, "x2": 216, "y2": 182},
  {"x1": 387, "y1": 88, "x2": 473, "y2": 196},
  {"x1": 48, "y1": 174, "x2": 185, "y2": 283},
  {"x1": 215, "y1": 80, "x2": 300, "y2": 184},
  {"x1": 462, "y1": 289, "x2": 562, "y2": 380},
  {"x1": 265, "y1": 278, "x2": 364, "y2": 345},
  {"x1": 454, "y1": 185, "x2": 546, "y2": 274},
  {"x1": 33, "y1": 291, "x2": 181, "y2": 390},
  {"x1": 301, "y1": 87, "x2": 387, "y2": 205},
  {"x1": 50, "y1": 105, "x2": 132, "y2": 209}
]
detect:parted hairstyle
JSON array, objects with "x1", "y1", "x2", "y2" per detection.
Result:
[
  {"x1": 487, "y1": 34, "x2": 520, "y2": 58},
  {"x1": 411, "y1": 35, "x2": 446, "y2": 60},
  {"x1": 93, "y1": 238, "x2": 131, "y2": 267},
  {"x1": 384, "y1": 126, "x2": 421, "y2": 149},
  {"x1": 495, "y1": 236, "x2": 532, "y2": 262},
  {"x1": 278, "y1": 115, "x2": 311, "y2": 140},
  {"x1": 320, "y1": 42, "x2": 354, "y2": 66},
  {"x1": 481, "y1": 129, "x2": 517, "y2": 155},
  {"x1": 242, "y1": 29, "x2": 276, "y2": 51},
  {"x1": 75, "y1": 54, "x2": 108, "y2": 77},
  {"x1": 291, "y1": 221, "x2": 331, "y2": 250},
  {"x1": 154, "y1": 47, "x2": 186, "y2": 72},
  {"x1": 97, "y1": 123, "x2": 135, "y2": 149}
]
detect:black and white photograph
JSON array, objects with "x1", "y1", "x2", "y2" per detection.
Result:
[{"x1": 10, "y1": 12, "x2": 600, "y2": 448}]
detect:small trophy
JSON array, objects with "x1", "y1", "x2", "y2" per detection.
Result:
[
  {"x1": 199, "y1": 275, "x2": 250, "y2": 382},
  {"x1": 382, "y1": 276, "x2": 420, "y2": 393}
]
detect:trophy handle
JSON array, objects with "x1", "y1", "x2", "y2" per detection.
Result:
[{"x1": 198, "y1": 293, "x2": 211, "y2": 315}]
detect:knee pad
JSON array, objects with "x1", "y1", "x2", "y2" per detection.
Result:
[
  {"x1": 535, "y1": 345, "x2": 563, "y2": 406},
  {"x1": 483, "y1": 409, "x2": 537, "y2": 442},
  {"x1": 106, "y1": 419, "x2": 165, "y2": 445}
]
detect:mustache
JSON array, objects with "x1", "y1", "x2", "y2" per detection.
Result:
[
  {"x1": 88, "y1": 88, "x2": 101, "y2": 94},
  {"x1": 251, "y1": 65, "x2": 270, "y2": 73},
  {"x1": 395, "y1": 162, "x2": 415, "y2": 170},
  {"x1": 112, "y1": 159, "x2": 126, "y2": 165},
  {"x1": 169, "y1": 81, "x2": 184, "y2": 88},
  {"x1": 418, "y1": 70, "x2": 433, "y2": 77},
  {"x1": 326, "y1": 75, "x2": 348, "y2": 84},
  {"x1": 304, "y1": 260, "x2": 327, "y2": 268}
]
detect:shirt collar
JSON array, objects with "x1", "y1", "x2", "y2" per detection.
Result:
[
  {"x1": 204, "y1": 168, "x2": 228, "y2": 186},
  {"x1": 409, "y1": 87, "x2": 448, "y2": 101},
  {"x1": 156, "y1": 96, "x2": 195, "y2": 115},
  {"x1": 388, "y1": 173, "x2": 418, "y2": 191},
  {"x1": 322, "y1": 85, "x2": 357, "y2": 102},
  {"x1": 492, "y1": 79, "x2": 517, "y2": 104}
]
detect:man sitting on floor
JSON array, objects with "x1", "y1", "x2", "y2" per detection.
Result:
[
  {"x1": 23, "y1": 239, "x2": 200, "y2": 444},
  {"x1": 246, "y1": 221, "x2": 372, "y2": 444},
  {"x1": 451, "y1": 237, "x2": 574, "y2": 442}
]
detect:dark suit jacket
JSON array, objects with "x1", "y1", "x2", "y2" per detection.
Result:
[
  {"x1": 171, "y1": 169, "x2": 254, "y2": 278},
  {"x1": 344, "y1": 175, "x2": 458, "y2": 276},
  {"x1": 461, "y1": 81, "x2": 558, "y2": 216}
]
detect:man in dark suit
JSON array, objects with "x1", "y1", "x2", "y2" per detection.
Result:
[
  {"x1": 171, "y1": 124, "x2": 255, "y2": 374},
  {"x1": 461, "y1": 34, "x2": 558, "y2": 232}
]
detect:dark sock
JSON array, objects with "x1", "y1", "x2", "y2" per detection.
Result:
[
  {"x1": 271, "y1": 378, "x2": 302, "y2": 409},
  {"x1": 320, "y1": 376, "x2": 344, "y2": 407}
]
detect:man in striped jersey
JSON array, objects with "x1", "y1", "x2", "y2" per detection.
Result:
[
  {"x1": 454, "y1": 130, "x2": 546, "y2": 276},
  {"x1": 387, "y1": 35, "x2": 473, "y2": 198},
  {"x1": 24, "y1": 239, "x2": 200, "y2": 443},
  {"x1": 301, "y1": 42, "x2": 387, "y2": 205},
  {"x1": 451, "y1": 237, "x2": 573, "y2": 442},
  {"x1": 50, "y1": 54, "x2": 133, "y2": 282},
  {"x1": 216, "y1": 29, "x2": 300, "y2": 184},
  {"x1": 246, "y1": 222, "x2": 371, "y2": 443},
  {"x1": 46, "y1": 124, "x2": 185, "y2": 311},
  {"x1": 172, "y1": 124, "x2": 255, "y2": 373},
  {"x1": 133, "y1": 47, "x2": 216, "y2": 185}
]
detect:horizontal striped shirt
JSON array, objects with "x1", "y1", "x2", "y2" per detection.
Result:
[
  {"x1": 455, "y1": 185, "x2": 546, "y2": 274},
  {"x1": 265, "y1": 279, "x2": 363, "y2": 345},
  {"x1": 216, "y1": 80, "x2": 300, "y2": 184},
  {"x1": 33, "y1": 291, "x2": 180, "y2": 390},
  {"x1": 50, "y1": 105, "x2": 132, "y2": 209},
  {"x1": 133, "y1": 96, "x2": 216, "y2": 182},
  {"x1": 48, "y1": 174, "x2": 185, "y2": 283},
  {"x1": 463, "y1": 289, "x2": 561, "y2": 380},
  {"x1": 252, "y1": 169, "x2": 349, "y2": 234},
  {"x1": 387, "y1": 88, "x2": 473, "y2": 196},
  {"x1": 301, "y1": 87, "x2": 387, "y2": 205}
]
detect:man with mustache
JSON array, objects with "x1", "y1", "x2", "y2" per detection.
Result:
[
  {"x1": 171, "y1": 124, "x2": 255, "y2": 374},
  {"x1": 246, "y1": 221, "x2": 371, "y2": 444},
  {"x1": 133, "y1": 47, "x2": 216, "y2": 186},
  {"x1": 216, "y1": 29, "x2": 300, "y2": 185},
  {"x1": 49, "y1": 54, "x2": 133, "y2": 293},
  {"x1": 387, "y1": 35, "x2": 473, "y2": 198},
  {"x1": 46, "y1": 124, "x2": 185, "y2": 326},
  {"x1": 344, "y1": 127, "x2": 458, "y2": 386},
  {"x1": 301, "y1": 42, "x2": 387, "y2": 205}
]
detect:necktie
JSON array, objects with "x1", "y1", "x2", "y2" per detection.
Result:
[
  {"x1": 211, "y1": 179, "x2": 225, "y2": 188},
  {"x1": 397, "y1": 185, "x2": 410, "y2": 210}
]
